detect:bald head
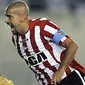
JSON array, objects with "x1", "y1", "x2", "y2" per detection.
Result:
[{"x1": 5, "y1": 1, "x2": 29, "y2": 17}]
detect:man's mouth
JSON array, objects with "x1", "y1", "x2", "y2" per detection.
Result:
[
  {"x1": 7, "y1": 22, "x2": 17, "y2": 34},
  {"x1": 7, "y1": 22, "x2": 15, "y2": 31},
  {"x1": 7, "y1": 22, "x2": 15, "y2": 28}
]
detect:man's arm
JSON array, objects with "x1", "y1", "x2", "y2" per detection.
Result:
[
  {"x1": 59, "y1": 38, "x2": 78, "y2": 71},
  {"x1": 42, "y1": 20, "x2": 78, "y2": 84},
  {"x1": 53, "y1": 38, "x2": 78, "y2": 85}
]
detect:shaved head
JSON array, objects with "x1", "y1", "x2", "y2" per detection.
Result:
[{"x1": 5, "y1": 1, "x2": 29, "y2": 17}]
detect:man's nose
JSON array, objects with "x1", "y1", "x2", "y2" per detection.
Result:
[{"x1": 5, "y1": 17, "x2": 9, "y2": 23}]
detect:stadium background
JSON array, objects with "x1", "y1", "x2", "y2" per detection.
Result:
[{"x1": 0, "y1": 0, "x2": 85, "y2": 85}]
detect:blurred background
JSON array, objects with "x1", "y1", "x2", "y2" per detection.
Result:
[{"x1": 0, "y1": 0, "x2": 85, "y2": 85}]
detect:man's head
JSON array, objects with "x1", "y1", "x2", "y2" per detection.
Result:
[{"x1": 5, "y1": 1, "x2": 29, "y2": 34}]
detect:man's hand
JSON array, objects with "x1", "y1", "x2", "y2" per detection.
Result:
[{"x1": 52, "y1": 68, "x2": 65, "y2": 85}]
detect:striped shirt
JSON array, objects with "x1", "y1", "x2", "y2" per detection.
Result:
[{"x1": 12, "y1": 18, "x2": 85, "y2": 85}]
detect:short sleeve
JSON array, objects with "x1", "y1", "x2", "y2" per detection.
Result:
[{"x1": 43, "y1": 20, "x2": 70, "y2": 45}]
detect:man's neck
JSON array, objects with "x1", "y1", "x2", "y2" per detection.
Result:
[{"x1": 20, "y1": 19, "x2": 29, "y2": 34}]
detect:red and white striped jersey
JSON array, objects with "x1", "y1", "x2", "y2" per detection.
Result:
[{"x1": 12, "y1": 18, "x2": 85, "y2": 85}]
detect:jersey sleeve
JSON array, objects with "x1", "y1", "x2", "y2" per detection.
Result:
[{"x1": 43, "y1": 20, "x2": 70, "y2": 45}]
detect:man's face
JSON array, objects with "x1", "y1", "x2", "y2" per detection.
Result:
[{"x1": 5, "y1": 10, "x2": 21, "y2": 34}]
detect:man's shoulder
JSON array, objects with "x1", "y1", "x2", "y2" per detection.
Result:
[
  {"x1": 29, "y1": 17, "x2": 49, "y2": 28},
  {"x1": 31, "y1": 17, "x2": 49, "y2": 22}
]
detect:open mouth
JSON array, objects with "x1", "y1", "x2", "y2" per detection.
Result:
[
  {"x1": 7, "y1": 22, "x2": 15, "y2": 31},
  {"x1": 7, "y1": 22, "x2": 14, "y2": 28},
  {"x1": 7, "y1": 22, "x2": 17, "y2": 34}
]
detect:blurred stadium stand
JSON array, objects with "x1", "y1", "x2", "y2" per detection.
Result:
[{"x1": 28, "y1": 0, "x2": 47, "y2": 11}]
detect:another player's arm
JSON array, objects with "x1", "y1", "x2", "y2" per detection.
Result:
[{"x1": 0, "y1": 75, "x2": 14, "y2": 85}]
